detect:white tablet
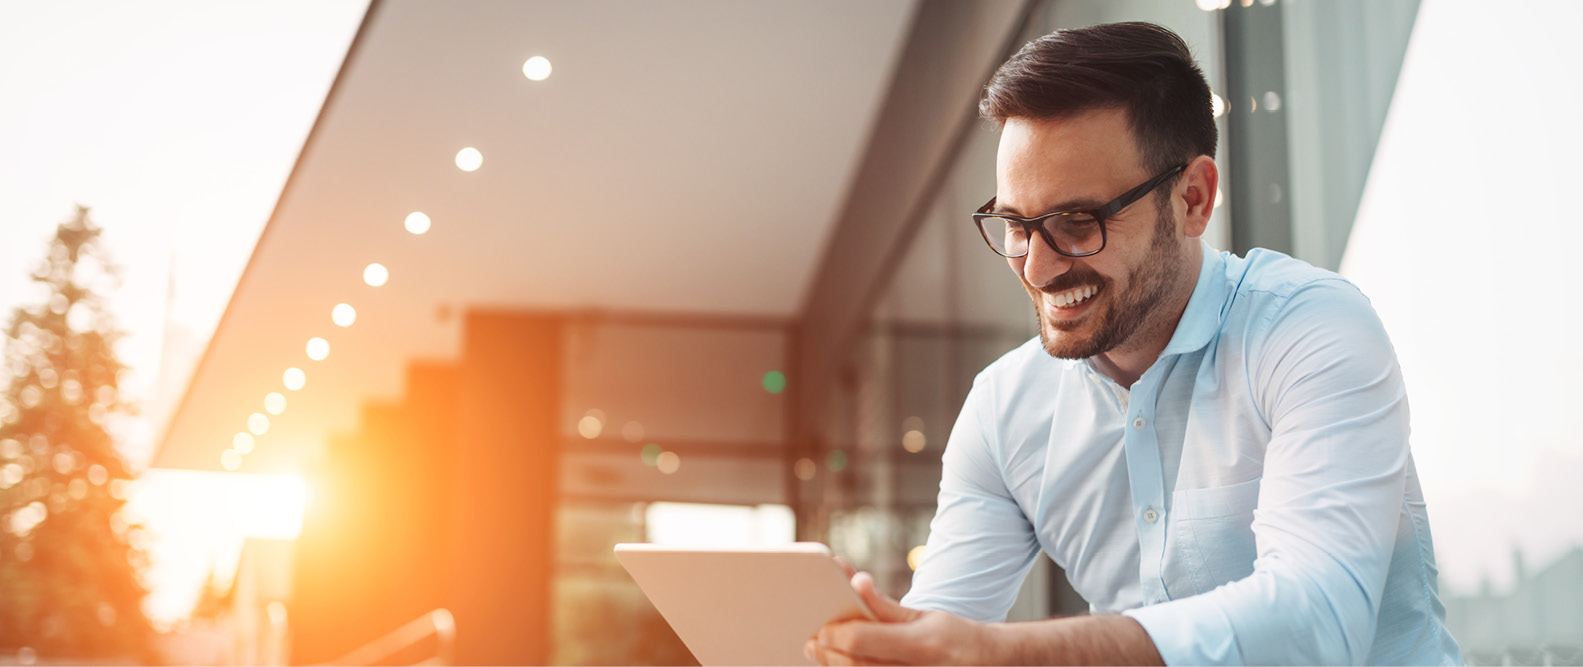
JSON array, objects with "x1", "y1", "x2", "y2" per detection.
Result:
[{"x1": 613, "y1": 542, "x2": 874, "y2": 666}]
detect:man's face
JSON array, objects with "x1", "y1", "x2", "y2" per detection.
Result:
[{"x1": 995, "y1": 109, "x2": 1188, "y2": 360}]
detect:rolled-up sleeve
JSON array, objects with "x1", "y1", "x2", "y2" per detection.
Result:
[
  {"x1": 901, "y1": 375, "x2": 1042, "y2": 622},
  {"x1": 1125, "y1": 281, "x2": 1410, "y2": 665}
]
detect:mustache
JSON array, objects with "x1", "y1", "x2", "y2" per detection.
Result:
[{"x1": 1033, "y1": 266, "x2": 1108, "y2": 294}]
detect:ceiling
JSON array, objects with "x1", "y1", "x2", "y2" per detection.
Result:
[{"x1": 154, "y1": 0, "x2": 919, "y2": 473}]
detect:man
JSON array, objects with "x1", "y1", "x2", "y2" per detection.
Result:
[{"x1": 806, "y1": 22, "x2": 1461, "y2": 666}]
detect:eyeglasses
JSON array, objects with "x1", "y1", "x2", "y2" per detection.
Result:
[{"x1": 971, "y1": 164, "x2": 1186, "y2": 258}]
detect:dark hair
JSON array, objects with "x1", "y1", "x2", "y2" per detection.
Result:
[{"x1": 981, "y1": 22, "x2": 1217, "y2": 186}]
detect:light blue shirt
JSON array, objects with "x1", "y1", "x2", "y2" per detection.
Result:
[{"x1": 900, "y1": 244, "x2": 1462, "y2": 666}]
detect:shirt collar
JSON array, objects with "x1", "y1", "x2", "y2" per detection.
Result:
[{"x1": 1159, "y1": 240, "x2": 1229, "y2": 357}]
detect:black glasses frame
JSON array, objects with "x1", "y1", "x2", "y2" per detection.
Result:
[{"x1": 971, "y1": 164, "x2": 1187, "y2": 258}]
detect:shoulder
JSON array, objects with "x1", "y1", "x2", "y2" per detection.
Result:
[
  {"x1": 1221, "y1": 248, "x2": 1381, "y2": 336},
  {"x1": 1227, "y1": 248, "x2": 1362, "y2": 303},
  {"x1": 972, "y1": 336, "x2": 1067, "y2": 398}
]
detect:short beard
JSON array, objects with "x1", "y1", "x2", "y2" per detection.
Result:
[{"x1": 1036, "y1": 202, "x2": 1183, "y2": 360}]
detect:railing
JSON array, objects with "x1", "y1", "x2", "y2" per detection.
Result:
[{"x1": 321, "y1": 608, "x2": 455, "y2": 666}]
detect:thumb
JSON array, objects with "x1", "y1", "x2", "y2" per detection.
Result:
[{"x1": 851, "y1": 572, "x2": 919, "y2": 623}]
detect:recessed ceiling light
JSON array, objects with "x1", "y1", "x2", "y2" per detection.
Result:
[
  {"x1": 405, "y1": 211, "x2": 431, "y2": 235},
  {"x1": 522, "y1": 56, "x2": 553, "y2": 81},
  {"x1": 332, "y1": 303, "x2": 357, "y2": 327},
  {"x1": 264, "y1": 392, "x2": 287, "y2": 415},
  {"x1": 248, "y1": 412, "x2": 270, "y2": 435},
  {"x1": 363, "y1": 263, "x2": 389, "y2": 287},
  {"x1": 455, "y1": 147, "x2": 483, "y2": 172}
]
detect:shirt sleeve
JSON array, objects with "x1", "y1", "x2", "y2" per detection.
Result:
[
  {"x1": 900, "y1": 374, "x2": 1043, "y2": 622},
  {"x1": 1125, "y1": 280, "x2": 1411, "y2": 666}
]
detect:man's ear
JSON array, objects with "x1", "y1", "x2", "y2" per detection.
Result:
[{"x1": 1178, "y1": 155, "x2": 1219, "y2": 239}]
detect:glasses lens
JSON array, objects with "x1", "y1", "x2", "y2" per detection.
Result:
[
  {"x1": 977, "y1": 217, "x2": 1028, "y2": 257},
  {"x1": 1043, "y1": 213, "x2": 1103, "y2": 256}
]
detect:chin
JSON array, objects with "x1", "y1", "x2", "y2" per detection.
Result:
[{"x1": 1037, "y1": 319, "x2": 1103, "y2": 360}]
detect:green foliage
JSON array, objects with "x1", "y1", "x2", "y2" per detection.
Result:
[{"x1": 0, "y1": 206, "x2": 157, "y2": 662}]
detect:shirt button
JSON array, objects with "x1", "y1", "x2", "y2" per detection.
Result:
[
  {"x1": 1133, "y1": 416, "x2": 1146, "y2": 430},
  {"x1": 1143, "y1": 508, "x2": 1159, "y2": 523}
]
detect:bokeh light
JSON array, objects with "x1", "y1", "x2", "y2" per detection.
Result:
[
  {"x1": 522, "y1": 56, "x2": 552, "y2": 81},
  {"x1": 578, "y1": 416, "x2": 603, "y2": 439},
  {"x1": 794, "y1": 457, "x2": 816, "y2": 481},
  {"x1": 233, "y1": 433, "x2": 255, "y2": 455},
  {"x1": 221, "y1": 449, "x2": 241, "y2": 471},
  {"x1": 902, "y1": 430, "x2": 926, "y2": 453},
  {"x1": 907, "y1": 545, "x2": 926, "y2": 571},
  {"x1": 264, "y1": 392, "x2": 286, "y2": 415},
  {"x1": 455, "y1": 147, "x2": 483, "y2": 172},
  {"x1": 363, "y1": 263, "x2": 389, "y2": 287},
  {"x1": 762, "y1": 370, "x2": 787, "y2": 394},
  {"x1": 306, "y1": 337, "x2": 330, "y2": 361},
  {"x1": 656, "y1": 451, "x2": 681, "y2": 475},
  {"x1": 332, "y1": 303, "x2": 356, "y2": 327},
  {"x1": 641, "y1": 443, "x2": 663, "y2": 466},
  {"x1": 283, "y1": 367, "x2": 306, "y2": 391},
  {"x1": 248, "y1": 413, "x2": 270, "y2": 436},
  {"x1": 404, "y1": 211, "x2": 431, "y2": 235},
  {"x1": 826, "y1": 449, "x2": 847, "y2": 472}
]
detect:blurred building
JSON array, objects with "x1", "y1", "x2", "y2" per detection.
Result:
[
  {"x1": 1446, "y1": 549, "x2": 1583, "y2": 665},
  {"x1": 146, "y1": 0, "x2": 1583, "y2": 665}
]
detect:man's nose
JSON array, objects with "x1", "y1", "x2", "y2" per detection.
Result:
[{"x1": 1020, "y1": 233, "x2": 1075, "y2": 289}]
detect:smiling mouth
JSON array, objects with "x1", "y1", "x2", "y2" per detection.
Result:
[{"x1": 1046, "y1": 284, "x2": 1098, "y2": 309}]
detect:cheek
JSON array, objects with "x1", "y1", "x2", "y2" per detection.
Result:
[{"x1": 1007, "y1": 257, "x2": 1027, "y2": 284}]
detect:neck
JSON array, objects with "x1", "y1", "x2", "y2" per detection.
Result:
[{"x1": 1092, "y1": 242, "x2": 1203, "y2": 388}]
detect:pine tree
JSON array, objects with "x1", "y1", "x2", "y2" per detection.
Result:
[{"x1": 0, "y1": 206, "x2": 156, "y2": 662}]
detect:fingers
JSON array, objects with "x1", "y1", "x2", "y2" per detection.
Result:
[
  {"x1": 832, "y1": 555, "x2": 858, "y2": 579},
  {"x1": 805, "y1": 636, "x2": 901, "y2": 666},
  {"x1": 850, "y1": 572, "x2": 917, "y2": 623}
]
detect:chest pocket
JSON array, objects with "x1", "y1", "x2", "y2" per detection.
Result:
[{"x1": 1168, "y1": 477, "x2": 1261, "y2": 596}]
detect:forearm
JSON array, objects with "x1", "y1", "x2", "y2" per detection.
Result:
[{"x1": 988, "y1": 614, "x2": 1165, "y2": 666}]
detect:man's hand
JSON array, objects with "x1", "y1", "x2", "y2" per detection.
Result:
[
  {"x1": 804, "y1": 571, "x2": 1001, "y2": 666},
  {"x1": 806, "y1": 563, "x2": 1165, "y2": 666}
]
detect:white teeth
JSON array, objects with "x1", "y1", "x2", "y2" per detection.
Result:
[{"x1": 1050, "y1": 285, "x2": 1098, "y2": 309}]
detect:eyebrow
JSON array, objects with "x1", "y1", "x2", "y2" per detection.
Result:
[{"x1": 992, "y1": 197, "x2": 1108, "y2": 217}]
